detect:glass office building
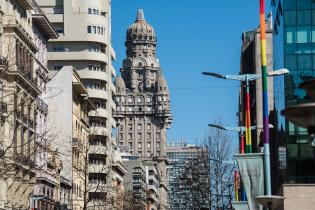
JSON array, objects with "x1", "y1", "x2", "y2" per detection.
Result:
[
  {"x1": 167, "y1": 144, "x2": 210, "y2": 210},
  {"x1": 273, "y1": 0, "x2": 315, "y2": 183}
]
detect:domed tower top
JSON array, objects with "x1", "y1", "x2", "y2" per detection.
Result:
[{"x1": 126, "y1": 9, "x2": 157, "y2": 44}]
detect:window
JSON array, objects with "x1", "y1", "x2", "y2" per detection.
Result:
[
  {"x1": 138, "y1": 142, "x2": 142, "y2": 149},
  {"x1": 284, "y1": 11, "x2": 296, "y2": 26},
  {"x1": 87, "y1": 26, "x2": 91, "y2": 33},
  {"x1": 138, "y1": 133, "x2": 142, "y2": 140},
  {"x1": 148, "y1": 142, "x2": 151, "y2": 149},
  {"x1": 53, "y1": 46, "x2": 65, "y2": 52},
  {"x1": 88, "y1": 8, "x2": 92, "y2": 14},
  {"x1": 137, "y1": 124, "x2": 142, "y2": 131},
  {"x1": 128, "y1": 97, "x2": 133, "y2": 103},
  {"x1": 147, "y1": 123, "x2": 151, "y2": 130},
  {"x1": 92, "y1": 26, "x2": 96, "y2": 34},
  {"x1": 55, "y1": 29, "x2": 64, "y2": 34},
  {"x1": 54, "y1": 65, "x2": 63, "y2": 70},
  {"x1": 128, "y1": 124, "x2": 132, "y2": 131}
]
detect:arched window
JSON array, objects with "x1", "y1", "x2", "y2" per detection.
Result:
[{"x1": 138, "y1": 62, "x2": 142, "y2": 67}]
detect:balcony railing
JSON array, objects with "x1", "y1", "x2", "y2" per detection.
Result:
[
  {"x1": 36, "y1": 98, "x2": 48, "y2": 113},
  {"x1": 73, "y1": 138, "x2": 83, "y2": 151}
]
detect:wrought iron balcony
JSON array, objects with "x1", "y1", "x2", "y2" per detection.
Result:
[
  {"x1": 73, "y1": 138, "x2": 83, "y2": 151},
  {"x1": 36, "y1": 98, "x2": 48, "y2": 113}
]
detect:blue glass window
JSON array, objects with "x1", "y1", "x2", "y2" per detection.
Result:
[
  {"x1": 297, "y1": 10, "x2": 311, "y2": 25},
  {"x1": 298, "y1": 54, "x2": 312, "y2": 69},
  {"x1": 285, "y1": 11, "x2": 297, "y2": 26},
  {"x1": 296, "y1": 43, "x2": 312, "y2": 54},
  {"x1": 297, "y1": 26, "x2": 311, "y2": 43},
  {"x1": 285, "y1": 43, "x2": 296, "y2": 54},
  {"x1": 285, "y1": 27, "x2": 296, "y2": 43},
  {"x1": 286, "y1": 54, "x2": 297, "y2": 70},
  {"x1": 284, "y1": 0, "x2": 296, "y2": 10},
  {"x1": 297, "y1": 0, "x2": 312, "y2": 10}
]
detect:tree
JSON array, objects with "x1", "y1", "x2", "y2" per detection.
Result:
[
  {"x1": 0, "y1": 34, "x2": 62, "y2": 209},
  {"x1": 178, "y1": 119, "x2": 237, "y2": 210},
  {"x1": 71, "y1": 133, "x2": 113, "y2": 210},
  {"x1": 206, "y1": 120, "x2": 237, "y2": 210}
]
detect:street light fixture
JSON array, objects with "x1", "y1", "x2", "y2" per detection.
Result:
[
  {"x1": 208, "y1": 123, "x2": 274, "y2": 154},
  {"x1": 208, "y1": 123, "x2": 274, "y2": 203},
  {"x1": 203, "y1": 69, "x2": 288, "y2": 153}
]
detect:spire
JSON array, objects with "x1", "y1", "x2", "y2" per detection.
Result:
[{"x1": 136, "y1": 9, "x2": 145, "y2": 22}]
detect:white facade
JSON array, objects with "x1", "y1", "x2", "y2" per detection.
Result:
[{"x1": 36, "y1": 0, "x2": 116, "y2": 208}]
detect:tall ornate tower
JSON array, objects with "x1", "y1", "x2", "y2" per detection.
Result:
[
  {"x1": 115, "y1": 9, "x2": 172, "y2": 158},
  {"x1": 114, "y1": 9, "x2": 172, "y2": 209}
]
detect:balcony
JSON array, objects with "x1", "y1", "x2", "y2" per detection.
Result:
[
  {"x1": 148, "y1": 184, "x2": 159, "y2": 194},
  {"x1": 78, "y1": 70, "x2": 108, "y2": 82},
  {"x1": 89, "y1": 108, "x2": 108, "y2": 118},
  {"x1": 89, "y1": 145, "x2": 107, "y2": 155},
  {"x1": 147, "y1": 192, "x2": 159, "y2": 203},
  {"x1": 17, "y1": 0, "x2": 33, "y2": 10},
  {"x1": 86, "y1": 88, "x2": 108, "y2": 100},
  {"x1": 89, "y1": 182, "x2": 108, "y2": 192},
  {"x1": 36, "y1": 98, "x2": 48, "y2": 114},
  {"x1": 49, "y1": 51, "x2": 107, "y2": 63},
  {"x1": 90, "y1": 126, "x2": 109, "y2": 136},
  {"x1": 3, "y1": 16, "x2": 37, "y2": 51},
  {"x1": 73, "y1": 138, "x2": 83, "y2": 151},
  {"x1": 45, "y1": 13, "x2": 64, "y2": 23},
  {"x1": 89, "y1": 164, "x2": 108, "y2": 174}
]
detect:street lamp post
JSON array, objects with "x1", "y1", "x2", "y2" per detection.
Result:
[
  {"x1": 203, "y1": 69, "x2": 288, "y2": 154},
  {"x1": 208, "y1": 123, "x2": 273, "y2": 204},
  {"x1": 254, "y1": 1, "x2": 285, "y2": 210}
]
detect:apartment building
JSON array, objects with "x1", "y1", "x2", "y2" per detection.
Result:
[
  {"x1": 36, "y1": 1, "x2": 117, "y2": 208},
  {"x1": 123, "y1": 159, "x2": 147, "y2": 209},
  {"x1": 145, "y1": 163, "x2": 160, "y2": 210},
  {"x1": 46, "y1": 66, "x2": 97, "y2": 209},
  {"x1": 167, "y1": 143, "x2": 210, "y2": 210},
  {"x1": 0, "y1": 0, "x2": 57, "y2": 209}
]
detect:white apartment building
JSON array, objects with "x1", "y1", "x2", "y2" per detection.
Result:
[{"x1": 36, "y1": 0, "x2": 117, "y2": 208}]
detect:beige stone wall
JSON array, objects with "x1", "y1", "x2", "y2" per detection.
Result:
[{"x1": 279, "y1": 184, "x2": 315, "y2": 210}]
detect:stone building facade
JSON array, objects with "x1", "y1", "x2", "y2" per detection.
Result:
[
  {"x1": 114, "y1": 9, "x2": 172, "y2": 209},
  {"x1": 36, "y1": 0, "x2": 117, "y2": 207},
  {"x1": 0, "y1": 0, "x2": 57, "y2": 209}
]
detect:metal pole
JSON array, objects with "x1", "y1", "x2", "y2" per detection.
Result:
[
  {"x1": 245, "y1": 78, "x2": 253, "y2": 153},
  {"x1": 259, "y1": 0, "x2": 272, "y2": 196},
  {"x1": 240, "y1": 134, "x2": 245, "y2": 154}
]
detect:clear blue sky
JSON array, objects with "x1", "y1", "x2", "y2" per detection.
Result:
[{"x1": 112, "y1": 0, "x2": 272, "y2": 143}]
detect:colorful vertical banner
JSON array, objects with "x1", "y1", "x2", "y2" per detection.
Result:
[
  {"x1": 245, "y1": 85, "x2": 252, "y2": 153},
  {"x1": 236, "y1": 153, "x2": 264, "y2": 210}
]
